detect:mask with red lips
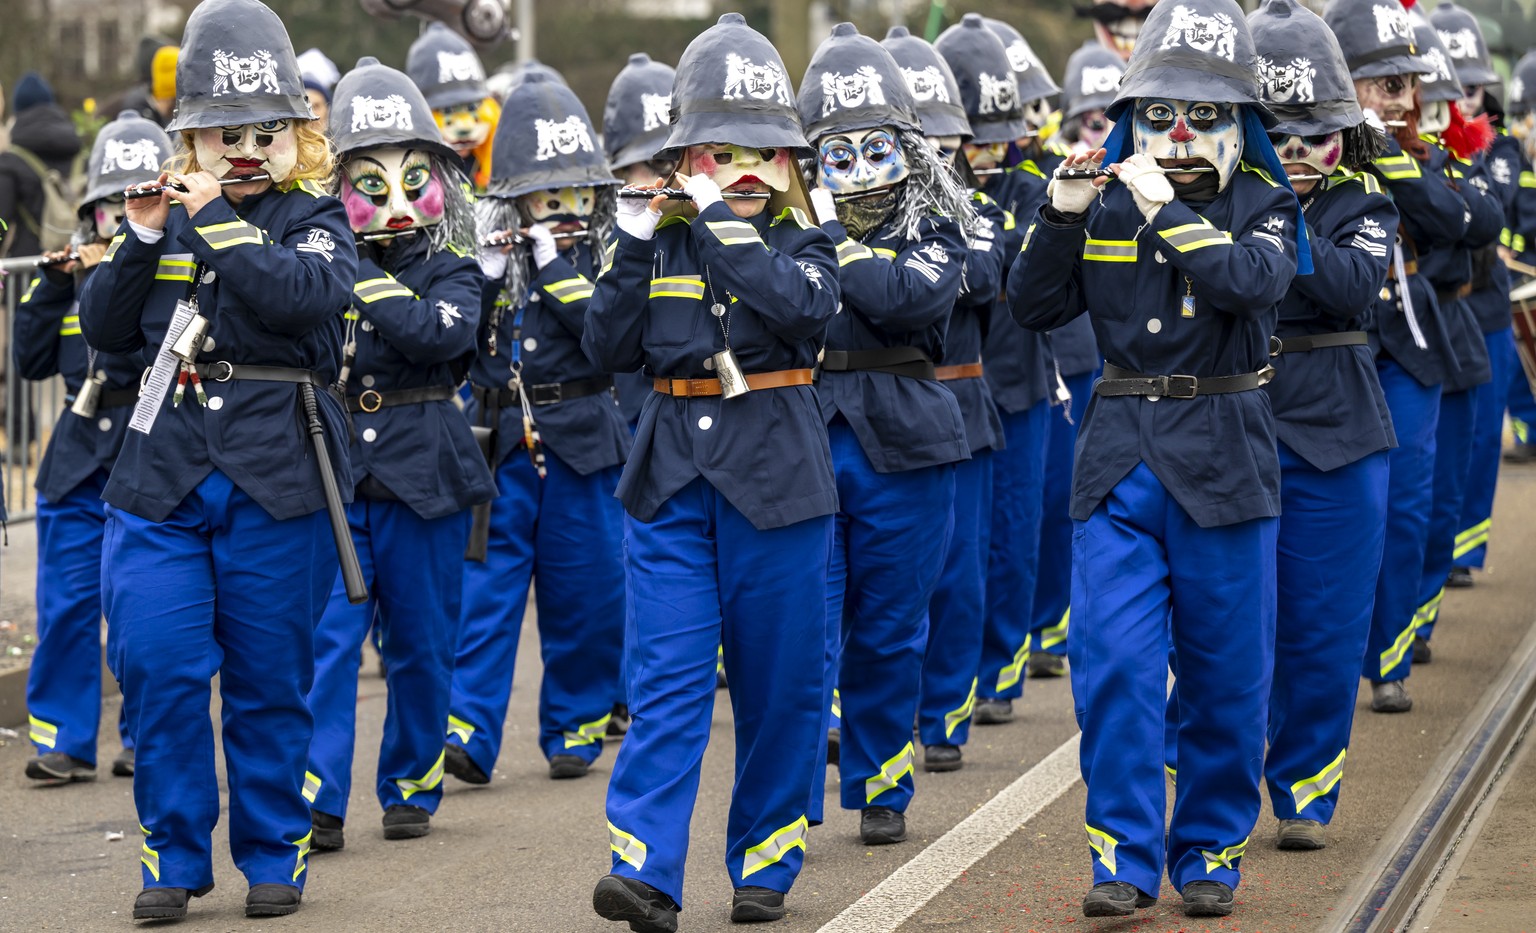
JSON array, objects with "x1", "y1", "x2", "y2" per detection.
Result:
[
  {"x1": 340, "y1": 147, "x2": 446, "y2": 235},
  {"x1": 683, "y1": 143, "x2": 792, "y2": 218},
  {"x1": 193, "y1": 119, "x2": 298, "y2": 184}
]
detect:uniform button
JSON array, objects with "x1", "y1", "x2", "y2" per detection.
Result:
[
  {"x1": 1154, "y1": 251, "x2": 1167, "y2": 264},
  {"x1": 1380, "y1": 286, "x2": 1391, "y2": 300},
  {"x1": 207, "y1": 396, "x2": 224, "y2": 411},
  {"x1": 362, "y1": 427, "x2": 378, "y2": 443},
  {"x1": 95, "y1": 369, "x2": 107, "y2": 381},
  {"x1": 361, "y1": 374, "x2": 376, "y2": 388},
  {"x1": 508, "y1": 377, "x2": 518, "y2": 390},
  {"x1": 98, "y1": 417, "x2": 112, "y2": 432},
  {"x1": 702, "y1": 357, "x2": 715, "y2": 371},
  {"x1": 523, "y1": 337, "x2": 538, "y2": 352},
  {"x1": 202, "y1": 335, "x2": 216, "y2": 353},
  {"x1": 1146, "y1": 395, "x2": 1161, "y2": 403},
  {"x1": 1147, "y1": 319, "x2": 1163, "y2": 334},
  {"x1": 361, "y1": 321, "x2": 375, "y2": 332},
  {"x1": 530, "y1": 292, "x2": 541, "y2": 303},
  {"x1": 697, "y1": 415, "x2": 713, "y2": 430},
  {"x1": 201, "y1": 270, "x2": 216, "y2": 284}
]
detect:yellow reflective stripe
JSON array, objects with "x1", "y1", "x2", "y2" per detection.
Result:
[
  {"x1": 871, "y1": 246, "x2": 898, "y2": 261},
  {"x1": 141, "y1": 824, "x2": 161, "y2": 881},
  {"x1": 59, "y1": 315, "x2": 81, "y2": 337},
  {"x1": 343, "y1": 309, "x2": 360, "y2": 321},
  {"x1": 292, "y1": 179, "x2": 325, "y2": 198},
  {"x1": 154, "y1": 259, "x2": 196, "y2": 282},
  {"x1": 1520, "y1": 170, "x2": 1536, "y2": 189},
  {"x1": 741, "y1": 815, "x2": 809, "y2": 879},
  {"x1": 771, "y1": 206, "x2": 813, "y2": 229},
  {"x1": 1039, "y1": 609, "x2": 1069, "y2": 651},
  {"x1": 19, "y1": 278, "x2": 40, "y2": 304},
  {"x1": 706, "y1": 219, "x2": 763, "y2": 247},
  {"x1": 837, "y1": 239, "x2": 875, "y2": 266},
  {"x1": 1015, "y1": 160, "x2": 1046, "y2": 179},
  {"x1": 1414, "y1": 587, "x2": 1446, "y2": 633},
  {"x1": 601, "y1": 240, "x2": 617, "y2": 276},
  {"x1": 354, "y1": 276, "x2": 415, "y2": 303},
  {"x1": 717, "y1": 644, "x2": 725, "y2": 676},
  {"x1": 1454, "y1": 519, "x2": 1491, "y2": 559},
  {"x1": 1376, "y1": 155, "x2": 1422, "y2": 180},
  {"x1": 447, "y1": 714, "x2": 476, "y2": 744},
  {"x1": 1240, "y1": 162, "x2": 1281, "y2": 187},
  {"x1": 1159, "y1": 221, "x2": 1232, "y2": 253},
  {"x1": 396, "y1": 750, "x2": 446, "y2": 801},
  {"x1": 1084, "y1": 238, "x2": 1137, "y2": 262},
  {"x1": 1516, "y1": 234, "x2": 1529, "y2": 254},
  {"x1": 1290, "y1": 748, "x2": 1346, "y2": 814},
  {"x1": 1200, "y1": 837, "x2": 1249, "y2": 873},
  {"x1": 1002, "y1": 210, "x2": 1017, "y2": 232},
  {"x1": 1380, "y1": 612, "x2": 1420, "y2": 677},
  {"x1": 102, "y1": 233, "x2": 126, "y2": 263},
  {"x1": 649, "y1": 276, "x2": 705, "y2": 300},
  {"x1": 944, "y1": 678, "x2": 977, "y2": 739},
  {"x1": 545, "y1": 275, "x2": 594, "y2": 303},
  {"x1": 609, "y1": 821, "x2": 648, "y2": 870},
  {"x1": 196, "y1": 219, "x2": 267, "y2": 249},
  {"x1": 1517, "y1": 418, "x2": 1532, "y2": 444},
  {"x1": 1504, "y1": 228, "x2": 1516, "y2": 248},
  {"x1": 996, "y1": 634, "x2": 1031, "y2": 692},
  {"x1": 1165, "y1": 764, "x2": 1177, "y2": 785},
  {"x1": 1021, "y1": 222, "x2": 1037, "y2": 254},
  {"x1": 291, "y1": 830, "x2": 312, "y2": 882},
  {"x1": 830, "y1": 687, "x2": 841, "y2": 720},
  {"x1": 865, "y1": 742, "x2": 915, "y2": 803},
  {"x1": 563, "y1": 713, "x2": 612, "y2": 749},
  {"x1": 302, "y1": 771, "x2": 321, "y2": 804},
  {"x1": 28, "y1": 715, "x2": 58, "y2": 748},
  {"x1": 1086, "y1": 824, "x2": 1119, "y2": 875}
]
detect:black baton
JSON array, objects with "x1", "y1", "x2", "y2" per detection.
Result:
[
  {"x1": 464, "y1": 391, "x2": 498, "y2": 563},
  {"x1": 301, "y1": 382, "x2": 368, "y2": 603}
]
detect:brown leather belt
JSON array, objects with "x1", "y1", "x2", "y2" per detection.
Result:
[
  {"x1": 653, "y1": 368, "x2": 814, "y2": 397},
  {"x1": 1437, "y1": 283, "x2": 1475, "y2": 304},
  {"x1": 1386, "y1": 258, "x2": 1419, "y2": 279},
  {"x1": 934, "y1": 362, "x2": 984, "y2": 381}
]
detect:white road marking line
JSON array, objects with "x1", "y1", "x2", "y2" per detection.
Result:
[{"x1": 817, "y1": 734, "x2": 1082, "y2": 933}]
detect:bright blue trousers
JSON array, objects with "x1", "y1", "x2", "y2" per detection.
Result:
[
  {"x1": 1454, "y1": 328, "x2": 1514, "y2": 570},
  {"x1": 604, "y1": 478, "x2": 831, "y2": 905},
  {"x1": 981, "y1": 400, "x2": 1049, "y2": 699},
  {"x1": 1030, "y1": 371, "x2": 1096, "y2": 659},
  {"x1": 1415, "y1": 388, "x2": 1477, "y2": 641}
]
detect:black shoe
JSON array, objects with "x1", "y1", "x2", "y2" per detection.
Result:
[
  {"x1": 860, "y1": 806, "x2": 907, "y2": 845},
  {"x1": 1028, "y1": 652, "x2": 1066, "y2": 678},
  {"x1": 826, "y1": 727, "x2": 840, "y2": 767},
  {"x1": 1504, "y1": 442, "x2": 1536, "y2": 463},
  {"x1": 1276, "y1": 818, "x2": 1327, "y2": 850},
  {"x1": 608, "y1": 703, "x2": 631, "y2": 738},
  {"x1": 550, "y1": 754, "x2": 590, "y2": 780},
  {"x1": 923, "y1": 744, "x2": 963, "y2": 773},
  {"x1": 443, "y1": 743, "x2": 489, "y2": 785},
  {"x1": 972, "y1": 697, "x2": 1014, "y2": 725},
  {"x1": 311, "y1": 809, "x2": 344, "y2": 851},
  {"x1": 24, "y1": 751, "x2": 96, "y2": 783},
  {"x1": 112, "y1": 747, "x2": 135, "y2": 777},
  {"x1": 1412, "y1": 635, "x2": 1432, "y2": 664},
  {"x1": 731, "y1": 886, "x2": 785, "y2": 923},
  {"x1": 1181, "y1": 880, "x2": 1234, "y2": 917},
  {"x1": 717, "y1": 667, "x2": 728, "y2": 690},
  {"x1": 1371, "y1": 680, "x2": 1413, "y2": 713},
  {"x1": 1082, "y1": 881, "x2": 1155, "y2": 917},
  {"x1": 592, "y1": 874, "x2": 679, "y2": 933},
  {"x1": 382, "y1": 804, "x2": 430, "y2": 840},
  {"x1": 1447, "y1": 566, "x2": 1474, "y2": 588},
  {"x1": 245, "y1": 883, "x2": 301, "y2": 917},
  {"x1": 132, "y1": 884, "x2": 213, "y2": 921}
]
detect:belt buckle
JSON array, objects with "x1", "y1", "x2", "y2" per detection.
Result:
[
  {"x1": 533, "y1": 382, "x2": 563, "y2": 406},
  {"x1": 1162, "y1": 374, "x2": 1199, "y2": 399},
  {"x1": 359, "y1": 389, "x2": 383, "y2": 413},
  {"x1": 209, "y1": 360, "x2": 234, "y2": 383}
]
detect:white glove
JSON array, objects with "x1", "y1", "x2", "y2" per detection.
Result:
[
  {"x1": 683, "y1": 172, "x2": 724, "y2": 212},
  {"x1": 616, "y1": 192, "x2": 662, "y2": 240},
  {"x1": 527, "y1": 224, "x2": 559, "y2": 270},
  {"x1": 478, "y1": 245, "x2": 508, "y2": 280},
  {"x1": 1117, "y1": 153, "x2": 1174, "y2": 221},
  {"x1": 1048, "y1": 159, "x2": 1101, "y2": 214},
  {"x1": 809, "y1": 187, "x2": 839, "y2": 225}
]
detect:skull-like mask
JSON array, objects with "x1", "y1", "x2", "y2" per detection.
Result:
[
  {"x1": 1132, "y1": 98, "x2": 1242, "y2": 191},
  {"x1": 340, "y1": 147, "x2": 446, "y2": 235},
  {"x1": 817, "y1": 127, "x2": 909, "y2": 195},
  {"x1": 1353, "y1": 73, "x2": 1418, "y2": 125},
  {"x1": 193, "y1": 119, "x2": 298, "y2": 185},
  {"x1": 1268, "y1": 131, "x2": 1343, "y2": 195},
  {"x1": 93, "y1": 195, "x2": 127, "y2": 242}
]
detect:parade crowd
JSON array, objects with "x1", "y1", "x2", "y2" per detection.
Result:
[{"x1": 6, "y1": 0, "x2": 1536, "y2": 927}]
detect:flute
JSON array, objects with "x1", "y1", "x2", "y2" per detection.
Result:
[
  {"x1": 1053, "y1": 165, "x2": 1217, "y2": 181},
  {"x1": 617, "y1": 186, "x2": 771, "y2": 201},
  {"x1": 34, "y1": 252, "x2": 81, "y2": 268},
  {"x1": 481, "y1": 230, "x2": 528, "y2": 248},
  {"x1": 358, "y1": 228, "x2": 421, "y2": 243},
  {"x1": 124, "y1": 173, "x2": 272, "y2": 200}
]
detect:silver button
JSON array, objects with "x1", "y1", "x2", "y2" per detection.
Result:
[
  {"x1": 361, "y1": 321, "x2": 375, "y2": 332},
  {"x1": 523, "y1": 337, "x2": 538, "y2": 352},
  {"x1": 201, "y1": 270, "x2": 216, "y2": 284},
  {"x1": 697, "y1": 415, "x2": 714, "y2": 430},
  {"x1": 1154, "y1": 252, "x2": 1166, "y2": 264},
  {"x1": 1147, "y1": 395, "x2": 1161, "y2": 403},
  {"x1": 702, "y1": 357, "x2": 715, "y2": 371},
  {"x1": 1147, "y1": 319, "x2": 1163, "y2": 334},
  {"x1": 530, "y1": 292, "x2": 541, "y2": 303},
  {"x1": 96, "y1": 369, "x2": 107, "y2": 380},
  {"x1": 362, "y1": 427, "x2": 378, "y2": 443},
  {"x1": 361, "y1": 374, "x2": 376, "y2": 388},
  {"x1": 97, "y1": 417, "x2": 112, "y2": 432},
  {"x1": 202, "y1": 335, "x2": 216, "y2": 352},
  {"x1": 207, "y1": 396, "x2": 224, "y2": 411},
  {"x1": 508, "y1": 377, "x2": 518, "y2": 390}
]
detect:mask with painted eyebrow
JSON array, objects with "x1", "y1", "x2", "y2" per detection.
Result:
[
  {"x1": 816, "y1": 127, "x2": 910, "y2": 195},
  {"x1": 1131, "y1": 97, "x2": 1241, "y2": 191},
  {"x1": 341, "y1": 147, "x2": 445, "y2": 235},
  {"x1": 194, "y1": 121, "x2": 298, "y2": 183}
]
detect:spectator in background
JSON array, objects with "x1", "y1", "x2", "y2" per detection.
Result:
[
  {"x1": 298, "y1": 48, "x2": 340, "y2": 127},
  {"x1": 0, "y1": 73, "x2": 82, "y2": 259},
  {"x1": 104, "y1": 37, "x2": 179, "y2": 128}
]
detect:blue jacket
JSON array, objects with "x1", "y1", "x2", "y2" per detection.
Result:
[
  {"x1": 816, "y1": 213, "x2": 969, "y2": 472},
  {"x1": 13, "y1": 269, "x2": 144, "y2": 501},
  {"x1": 78, "y1": 181, "x2": 358, "y2": 522},
  {"x1": 1268, "y1": 170, "x2": 1398, "y2": 472},
  {"x1": 946, "y1": 193, "x2": 1006, "y2": 455},
  {"x1": 1026, "y1": 148, "x2": 1101, "y2": 379},
  {"x1": 584, "y1": 202, "x2": 841, "y2": 530},
  {"x1": 1009, "y1": 165, "x2": 1299, "y2": 528},
  {"x1": 343, "y1": 236, "x2": 495, "y2": 518},
  {"x1": 980, "y1": 164, "x2": 1059, "y2": 414},
  {"x1": 469, "y1": 241, "x2": 631, "y2": 475},
  {"x1": 1464, "y1": 133, "x2": 1522, "y2": 334}
]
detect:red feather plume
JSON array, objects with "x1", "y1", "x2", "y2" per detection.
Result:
[{"x1": 1440, "y1": 101, "x2": 1496, "y2": 160}]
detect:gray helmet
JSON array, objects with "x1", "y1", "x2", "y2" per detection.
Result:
[
  {"x1": 1109, "y1": 0, "x2": 1272, "y2": 125},
  {"x1": 1510, "y1": 50, "x2": 1536, "y2": 116},
  {"x1": 406, "y1": 22, "x2": 490, "y2": 111},
  {"x1": 799, "y1": 23, "x2": 921, "y2": 142},
  {"x1": 166, "y1": 0, "x2": 314, "y2": 132},
  {"x1": 1322, "y1": 0, "x2": 1430, "y2": 80},
  {"x1": 1249, "y1": 0, "x2": 1363, "y2": 135},
  {"x1": 881, "y1": 26, "x2": 971, "y2": 141},
  {"x1": 329, "y1": 57, "x2": 459, "y2": 163},
  {"x1": 659, "y1": 12, "x2": 809, "y2": 159},
  {"x1": 80, "y1": 111, "x2": 174, "y2": 213},
  {"x1": 489, "y1": 69, "x2": 616, "y2": 197},
  {"x1": 984, "y1": 18, "x2": 1061, "y2": 103},
  {"x1": 1062, "y1": 41, "x2": 1127, "y2": 120},
  {"x1": 1410, "y1": 12, "x2": 1462, "y2": 104},
  {"x1": 1429, "y1": 2, "x2": 1498, "y2": 88},
  {"x1": 602, "y1": 53, "x2": 676, "y2": 170},
  {"x1": 935, "y1": 13, "x2": 1026, "y2": 144}
]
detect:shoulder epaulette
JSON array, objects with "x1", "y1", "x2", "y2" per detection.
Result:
[
  {"x1": 287, "y1": 179, "x2": 327, "y2": 198},
  {"x1": 770, "y1": 206, "x2": 813, "y2": 229},
  {"x1": 1239, "y1": 162, "x2": 1280, "y2": 187}
]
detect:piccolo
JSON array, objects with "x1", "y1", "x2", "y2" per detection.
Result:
[
  {"x1": 34, "y1": 252, "x2": 81, "y2": 268},
  {"x1": 481, "y1": 230, "x2": 528, "y2": 248},
  {"x1": 617, "y1": 186, "x2": 771, "y2": 201},
  {"x1": 1054, "y1": 165, "x2": 1217, "y2": 181},
  {"x1": 124, "y1": 174, "x2": 271, "y2": 199},
  {"x1": 833, "y1": 187, "x2": 897, "y2": 203},
  {"x1": 1382, "y1": 120, "x2": 1409, "y2": 128},
  {"x1": 358, "y1": 228, "x2": 421, "y2": 243}
]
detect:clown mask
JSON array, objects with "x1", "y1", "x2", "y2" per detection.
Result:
[
  {"x1": 93, "y1": 195, "x2": 126, "y2": 241},
  {"x1": 1076, "y1": 110, "x2": 1112, "y2": 152},
  {"x1": 1269, "y1": 131, "x2": 1343, "y2": 195},
  {"x1": 341, "y1": 147, "x2": 446, "y2": 236},
  {"x1": 1354, "y1": 74, "x2": 1418, "y2": 125},
  {"x1": 517, "y1": 186, "x2": 595, "y2": 240},
  {"x1": 817, "y1": 128, "x2": 909, "y2": 196},
  {"x1": 1133, "y1": 98, "x2": 1242, "y2": 190},
  {"x1": 1088, "y1": 0, "x2": 1153, "y2": 61},
  {"x1": 193, "y1": 119, "x2": 297, "y2": 188},
  {"x1": 684, "y1": 143, "x2": 793, "y2": 218},
  {"x1": 435, "y1": 101, "x2": 492, "y2": 158}
]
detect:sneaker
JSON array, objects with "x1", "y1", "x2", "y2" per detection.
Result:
[
  {"x1": 111, "y1": 747, "x2": 135, "y2": 778},
  {"x1": 132, "y1": 883, "x2": 213, "y2": 921},
  {"x1": 1028, "y1": 653, "x2": 1066, "y2": 678},
  {"x1": 592, "y1": 874, "x2": 679, "y2": 933},
  {"x1": 24, "y1": 751, "x2": 96, "y2": 783},
  {"x1": 972, "y1": 697, "x2": 1014, "y2": 725},
  {"x1": 607, "y1": 703, "x2": 631, "y2": 738},
  {"x1": 730, "y1": 886, "x2": 786, "y2": 923},
  {"x1": 1371, "y1": 680, "x2": 1413, "y2": 713},
  {"x1": 922, "y1": 744, "x2": 963, "y2": 773},
  {"x1": 1447, "y1": 566, "x2": 1474, "y2": 588},
  {"x1": 1181, "y1": 880, "x2": 1234, "y2": 917},
  {"x1": 1082, "y1": 881, "x2": 1155, "y2": 917},
  {"x1": 1276, "y1": 818, "x2": 1326, "y2": 850},
  {"x1": 245, "y1": 883, "x2": 301, "y2": 917},
  {"x1": 550, "y1": 754, "x2": 590, "y2": 780},
  {"x1": 382, "y1": 804, "x2": 431, "y2": 840},
  {"x1": 311, "y1": 809, "x2": 344, "y2": 851},
  {"x1": 443, "y1": 742, "x2": 490, "y2": 785},
  {"x1": 860, "y1": 806, "x2": 907, "y2": 845},
  {"x1": 1412, "y1": 635, "x2": 1432, "y2": 664},
  {"x1": 826, "y1": 727, "x2": 840, "y2": 767}
]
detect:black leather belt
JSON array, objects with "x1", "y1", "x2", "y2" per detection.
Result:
[
  {"x1": 194, "y1": 363, "x2": 324, "y2": 386},
  {"x1": 1095, "y1": 361, "x2": 1275, "y2": 399},
  {"x1": 347, "y1": 384, "x2": 457, "y2": 413},
  {"x1": 472, "y1": 376, "x2": 612, "y2": 408},
  {"x1": 820, "y1": 347, "x2": 936, "y2": 380},
  {"x1": 98, "y1": 387, "x2": 141, "y2": 409},
  {"x1": 1274, "y1": 331, "x2": 1369, "y2": 354}
]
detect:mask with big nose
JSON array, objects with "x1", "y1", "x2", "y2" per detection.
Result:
[{"x1": 1132, "y1": 98, "x2": 1242, "y2": 191}]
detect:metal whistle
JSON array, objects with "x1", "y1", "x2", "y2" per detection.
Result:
[
  {"x1": 713, "y1": 349, "x2": 750, "y2": 399},
  {"x1": 70, "y1": 378, "x2": 103, "y2": 418},
  {"x1": 124, "y1": 174, "x2": 271, "y2": 200},
  {"x1": 171, "y1": 313, "x2": 212, "y2": 364}
]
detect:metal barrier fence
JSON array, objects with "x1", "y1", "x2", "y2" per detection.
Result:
[{"x1": 1, "y1": 255, "x2": 66, "y2": 522}]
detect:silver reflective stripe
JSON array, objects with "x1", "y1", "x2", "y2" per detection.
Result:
[
  {"x1": 397, "y1": 751, "x2": 445, "y2": 801},
  {"x1": 865, "y1": 742, "x2": 915, "y2": 803},
  {"x1": 741, "y1": 816, "x2": 809, "y2": 879},
  {"x1": 1086, "y1": 824, "x2": 1118, "y2": 875},
  {"x1": 141, "y1": 825, "x2": 160, "y2": 881},
  {"x1": 564, "y1": 713, "x2": 612, "y2": 748},
  {"x1": 292, "y1": 830, "x2": 312, "y2": 882},
  {"x1": 28, "y1": 715, "x2": 58, "y2": 749},
  {"x1": 302, "y1": 771, "x2": 322, "y2": 803},
  {"x1": 609, "y1": 822, "x2": 647, "y2": 870},
  {"x1": 447, "y1": 714, "x2": 476, "y2": 744},
  {"x1": 1201, "y1": 837, "x2": 1249, "y2": 873},
  {"x1": 1289, "y1": 749, "x2": 1346, "y2": 813},
  {"x1": 944, "y1": 680, "x2": 977, "y2": 739}
]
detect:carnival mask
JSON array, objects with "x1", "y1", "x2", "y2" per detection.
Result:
[
  {"x1": 434, "y1": 101, "x2": 492, "y2": 158},
  {"x1": 1022, "y1": 99, "x2": 1052, "y2": 135},
  {"x1": 193, "y1": 120, "x2": 298, "y2": 184},
  {"x1": 1133, "y1": 98, "x2": 1242, "y2": 190},
  {"x1": 93, "y1": 195, "x2": 126, "y2": 241},
  {"x1": 1354, "y1": 74, "x2": 1418, "y2": 125},
  {"x1": 684, "y1": 143, "x2": 792, "y2": 218},
  {"x1": 1084, "y1": 0, "x2": 1152, "y2": 60},
  {"x1": 340, "y1": 147, "x2": 446, "y2": 235},
  {"x1": 1460, "y1": 85, "x2": 1485, "y2": 118},
  {"x1": 817, "y1": 128, "x2": 909, "y2": 195},
  {"x1": 1419, "y1": 100, "x2": 1451, "y2": 135},
  {"x1": 962, "y1": 141, "x2": 1008, "y2": 178},
  {"x1": 1077, "y1": 110, "x2": 1113, "y2": 151},
  {"x1": 517, "y1": 186, "x2": 595, "y2": 237},
  {"x1": 1268, "y1": 131, "x2": 1342, "y2": 194},
  {"x1": 927, "y1": 135, "x2": 963, "y2": 163}
]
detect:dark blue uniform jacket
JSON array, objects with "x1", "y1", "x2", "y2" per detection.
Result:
[
  {"x1": 945, "y1": 193, "x2": 1006, "y2": 455},
  {"x1": 980, "y1": 165, "x2": 1059, "y2": 414},
  {"x1": 1464, "y1": 133, "x2": 1522, "y2": 334},
  {"x1": 1416, "y1": 144, "x2": 1501, "y2": 392}
]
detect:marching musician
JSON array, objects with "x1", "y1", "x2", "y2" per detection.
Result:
[{"x1": 406, "y1": 23, "x2": 499, "y2": 193}]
